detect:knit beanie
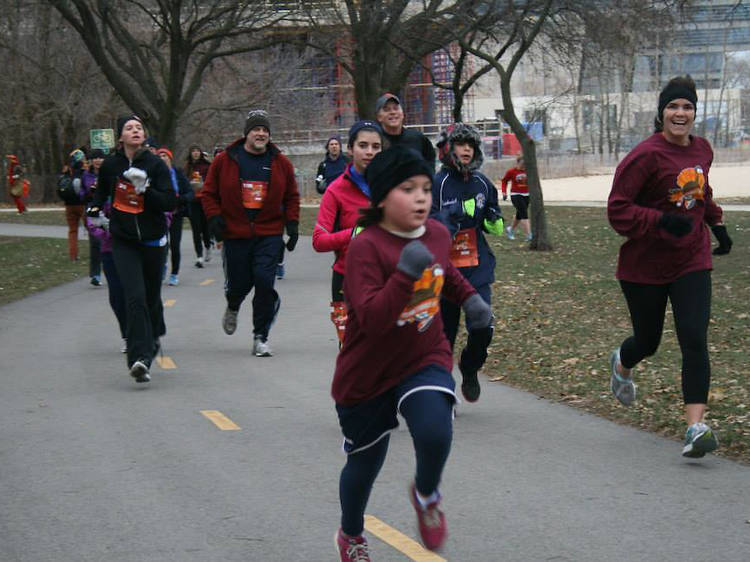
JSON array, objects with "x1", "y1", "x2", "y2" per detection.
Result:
[
  {"x1": 657, "y1": 77, "x2": 698, "y2": 123},
  {"x1": 157, "y1": 147, "x2": 173, "y2": 161},
  {"x1": 244, "y1": 110, "x2": 271, "y2": 136},
  {"x1": 347, "y1": 120, "x2": 383, "y2": 148},
  {"x1": 116, "y1": 114, "x2": 142, "y2": 139},
  {"x1": 366, "y1": 145, "x2": 434, "y2": 207}
]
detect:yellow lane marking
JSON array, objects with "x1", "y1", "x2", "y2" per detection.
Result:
[
  {"x1": 199, "y1": 279, "x2": 215, "y2": 286},
  {"x1": 200, "y1": 410, "x2": 241, "y2": 431},
  {"x1": 164, "y1": 299, "x2": 176, "y2": 307},
  {"x1": 156, "y1": 356, "x2": 177, "y2": 369},
  {"x1": 364, "y1": 515, "x2": 446, "y2": 561}
]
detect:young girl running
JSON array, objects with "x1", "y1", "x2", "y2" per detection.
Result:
[
  {"x1": 312, "y1": 120, "x2": 383, "y2": 344},
  {"x1": 333, "y1": 146, "x2": 492, "y2": 560}
]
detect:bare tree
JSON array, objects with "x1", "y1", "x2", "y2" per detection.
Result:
[
  {"x1": 462, "y1": 0, "x2": 557, "y2": 251},
  {"x1": 299, "y1": 0, "x2": 494, "y2": 119},
  {"x1": 46, "y1": 0, "x2": 289, "y2": 146}
]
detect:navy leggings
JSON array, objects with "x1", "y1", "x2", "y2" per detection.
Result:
[
  {"x1": 339, "y1": 390, "x2": 453, "y2": 537},
  {"x1": 441, "y1": 283, "x2": 492, "y2": 374},
  {"x1": 619, "y1": 269, "x2": 711, "y2": 404}
]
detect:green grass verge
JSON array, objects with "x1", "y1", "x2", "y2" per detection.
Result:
[
  {"x1": 0, "y1": 236, "x2": 90, "y2": 305},
  {"x1": 2, "y1": 206, "x2": 748, "y2": 463}
]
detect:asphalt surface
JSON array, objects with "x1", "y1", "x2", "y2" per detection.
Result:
[{"x1": 0, "y1": 222, "x2": 748, "y2": 561}]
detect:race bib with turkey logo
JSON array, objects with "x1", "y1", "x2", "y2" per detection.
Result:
[
  {"x1": 113, "y1": 179, "x2": 145, "y2": 214},
  {"x1": 241, "y1": 180, "x2": 268, "y2": 209}
]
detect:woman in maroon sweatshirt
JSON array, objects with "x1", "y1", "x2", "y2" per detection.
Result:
[
  {"x1": 332, "y1": 146, "x2": 492, "y2": 560},
  {"x1": 607, "y1": 75, "x2": 732, "y2": 459}
]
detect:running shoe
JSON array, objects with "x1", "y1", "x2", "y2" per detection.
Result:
[
  {"x1": 195, "y1": 256, "x2": 204, "y2": 268},
  {"x1": 610, "y1": 348, "x2": 636, "y2": 406},
  {"x1": 682, "y1": 422, "x2": 718, "y2": 458},
  {"x1": 459, "y1": 362, "x2": 480, "y2": 403},
  {"x1": 90, "y1": 275, "x2": 101, "y2": 287},
  {"x1": 168, "y1": 273, "x2": 179, "y2": 286},
  {"x1": 253, "y1": 337, "x2": 272, "y2": 357},
  {"x1": 276, "y1": 262, "x2": 285, "y2": 280},
  {"x1": 129, "y1": 360, "x2": 151, "y2": 384},
  {"x1": 409, "y1": 482, "x2": 447, "y2": 551},
  {"x1": 505, "y1": 226, "x2": 515, "y2": 240},
  {"x1": 525, "y1": 233, "x2": 533, "y2": 242},
  {"x1": 222, "y1": 308, "x2": 238, "y2": 335},
  {"x1": 335, "y1": 529, "x2": 371, "y2": 562}
]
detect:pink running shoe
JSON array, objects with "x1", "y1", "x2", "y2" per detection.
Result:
[
  {"x1": 409, "y1": 482, "x2": 447, "y2": 551},
  {"x1": 335, "y1": 528, "x2": 371, "y2": 562}
]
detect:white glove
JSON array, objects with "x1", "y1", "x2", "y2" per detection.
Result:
[
  {"x1": 123, "y1": 167, "x2": 150, "y2": 194},
  {"x1": 89, "y1": 212, "x2": 110, "y2": 229}
]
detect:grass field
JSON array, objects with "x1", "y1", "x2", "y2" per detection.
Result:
[{"x1": 1, "y1": 205, "x2": 747, "y2": 463}]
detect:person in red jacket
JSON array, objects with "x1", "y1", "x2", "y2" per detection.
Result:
[
  {"x1": 607, "y1": 75, "x2": 732, "y2": 459},
  {"x1": 312, "y1": 120, "x2": 383, "y2": 343},
  {"x1": 500, "y1": 155, "x2": 531, "y2": 241},
  {"x1": 6, "y1": 154, "x2": 29, "y2": 214},
  {"x1": 332, "y1": 146, "x2": 492, "y2": 560},
  {"x1": 201, "y1": 109, "x2": 300, "y2": 357}
]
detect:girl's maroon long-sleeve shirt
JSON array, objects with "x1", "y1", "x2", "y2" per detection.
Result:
[
  {"x1": 332, "y1": 219, "x2": 477, "y2": 406},
  {"x1": 607, "y1": 133, "x2": 723, "y2": 284}
]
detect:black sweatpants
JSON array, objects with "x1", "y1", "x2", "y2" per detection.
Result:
[
  {"x1": 189, "y1": 199, "x2": 210, "y2": 258},
  {"x1": 101, "y1": 252, "x2": 127, "y2": 339},
  {"x1": 223, "y1": 235, "x2": 283, "y2": 340},
  {"x1": 112, "y1": 237, "x2": 167, "y2": 367},
  {"x1": 168, "y1": 214, "x2": 183, "y2": 275},
  {"x1": 441, "y1": 283, "x2": 492, "y2": 374},
  {"x1": 89, "y1": 235, "x2": 101, "y2": 278},
  {"x1": 619, "y1": 269, "x2": 712, "y2": 404}
]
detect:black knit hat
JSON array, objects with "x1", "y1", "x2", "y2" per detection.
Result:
[
  {"x1": 244, "y1": 109, "x2": 271, "y2": 136},
  {"x1": 657, "y1": 76, "x2": 698, "y2": 124},
  {"x1": 90, "y1": 148, "x2": 106, "y2": 159},
  {"x1": 366, "y1": 145, "x2": 434, "y2": 207},
  {"x1": 116, "y1": 114, "x2": 142, "y2": 139}
]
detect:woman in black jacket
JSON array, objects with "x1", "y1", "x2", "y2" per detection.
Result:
[{"x1": 89, "y1": 115, "x2": 177, "y2": 384}]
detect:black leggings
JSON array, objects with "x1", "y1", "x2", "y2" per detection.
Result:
[
  {"x1": 339, "y1": 390, "x2": 453, "y2": 536},
  {"x1": 618, "y1": 269, "x2": 711, "y2": 404}
]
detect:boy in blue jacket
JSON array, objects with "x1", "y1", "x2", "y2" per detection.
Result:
[{"x1": 430, "y1": 123, "x2": 504, "y2": 402}]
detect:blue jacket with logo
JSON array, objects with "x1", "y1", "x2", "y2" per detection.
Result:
[{"x1": 430, "y1": 167, "x2": 501, "y2": 287}]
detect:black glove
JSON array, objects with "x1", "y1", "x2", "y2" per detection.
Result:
[
  {"x1": 285, "y1": 220, "x2": 299, "y2": 251},
  {"x1": 86, "y1": 206, "x2": 101, "y2": 218},
  {"x1": 711, "y1": 224, "x2": 733, "y2": 255},
  {"x1": 396, "y1": 240, "x2": 434, "y2": 279},
  {"x1": 208, "y1": 215, "x2": 226, "y2": 242},
  {"x1": 658, "y1": 213, "x2": 693, "y2": 237}
]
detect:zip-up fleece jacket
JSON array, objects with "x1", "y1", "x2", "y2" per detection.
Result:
[
  {"x1": 201, "y1": 138, "x2": 300, "y2": 239},
  {"x1": 94, "y1": 148, "x2": 177, "y2": 242},
  {"x1": 431, "y1": 167, "x2": 500, "y2": 287},
  {"x1": 312, "y1": 164, "x2": 369, "y2": 275}
]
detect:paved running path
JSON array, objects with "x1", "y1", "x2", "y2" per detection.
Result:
[{"x1": 0, "y1": 223, "x2": 748, "y2": 561}]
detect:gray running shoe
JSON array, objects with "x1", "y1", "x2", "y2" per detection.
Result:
[
  {"x1": 253, "y1": 337, "x2": 272, "y2": 357},
  {"x1": 223, "y1": 307, "x2": 238, "y2": 335},
  {"x1": 682, "y1": 422, "x2": 718, "y2": 458},
  {"x1": 129, "y1": 360, "x2": 151, "y2": 384},
  {"x1": 610, "y1": 348, "x2": 635, "y2": 406}
]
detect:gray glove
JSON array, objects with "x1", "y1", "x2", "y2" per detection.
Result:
[
  {"x1": 396, "y1": 240, "x2": 434, "y2": 279},
  {"x1": 462, "y1": 293, "x2": 492, "y2": 330}
]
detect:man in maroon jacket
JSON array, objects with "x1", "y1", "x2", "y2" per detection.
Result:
[{"x1": 201, "y1": 110, "x2": 300, "y2": 356}]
